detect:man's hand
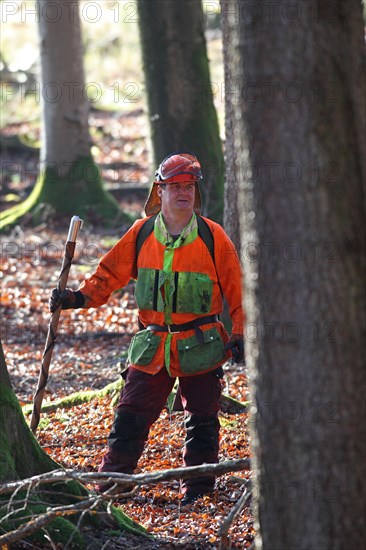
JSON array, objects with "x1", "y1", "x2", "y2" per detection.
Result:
[
  {"x1": 49, "y1": 288, "x2": 85, "y2": 313},
  {"x1": 225, "y1": 334, "x2": 245, "y2": 364}
]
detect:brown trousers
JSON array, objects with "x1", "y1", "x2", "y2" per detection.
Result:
[{"x1": 99, "y1": 366, "x2": 222, "y2": 494}]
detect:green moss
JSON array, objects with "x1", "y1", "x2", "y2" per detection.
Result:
[
  {"x1": 0, "y1": 383, "x2": 59, "y2": 482},
  {"x1": 0, "y1": 487, "x2": 148, "y2": 547},
  {"x1": 0, "y1": 375, "x2": 155, "y2": 545},
  {"x1": 35, "y1": 516, "x2": 85, "y2": 548},
  {"x1": 219, "y1": 416, "x2": 241, "y2": 428},
  {"x1": 0, "y1": 156, "x2": 132, "y2": 231},
  {"x1": 0, "y1": 396, "x2": 87, "y2": 548},
  {"x1": 110, "y1": 506, "x2": 149, "y2": 537},
  {"x1": 41, "y1": 480, "x2": 89, "y2": 504},
  {"x1": 0, "y1": 431, "x2": 18, "y2": 481},
  {"x1": 219, "y1": 394, "x2": 249, "y2": 414},
  {"x1": 166, "y1": 381, "x2": 180, "y2": 413},
  {"x1": 23, "y1": 378, "x2": 124, "y2": 416},
  {"x1": 0, "y1": 497, "x2": 85, "y2": 549}
]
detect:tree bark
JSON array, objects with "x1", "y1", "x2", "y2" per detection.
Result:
[
  {"x1": 38, "y1": 0, "x2": 91, "y2": 170},
  {"x1": 0, "y1": 339, "x2": 12, "y2": 389},
  {"x1": 223, "y1": 0, "x2": 366, "y2": 548},
  {"x1": 137, "y1": 0, "x2": 225, "y2": 222},
  {"x1": 0, "y1": 340, "x2": 59, "y2": 481},
  {"x1": 221, "y1": 2, "x2": 242, "y2": 250}
]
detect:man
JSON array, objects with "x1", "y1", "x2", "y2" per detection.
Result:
[{"x1": 50, "y1": 152, "x2": 244, "y2": 505}]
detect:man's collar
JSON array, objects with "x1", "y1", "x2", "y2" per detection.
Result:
[{"x1": 155, "y1": 213, "x2": 198, "y2": 248}]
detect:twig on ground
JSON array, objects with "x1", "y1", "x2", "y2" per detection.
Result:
[{"x1": 219, "y1": 480, "x2": 252, "y2": 550}]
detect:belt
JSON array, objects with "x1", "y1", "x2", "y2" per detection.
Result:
[{"x1": 146, "y1": 314, "x2": 219, "y2": 336}]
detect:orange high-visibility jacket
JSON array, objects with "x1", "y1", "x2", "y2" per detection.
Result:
[{"x1": 79, "y1": 214, "x2": 244, "y2": 377}]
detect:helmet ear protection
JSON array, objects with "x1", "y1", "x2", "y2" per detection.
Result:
[{"x1": 144, "y1": 152, "x2": 203, "y2": 216}]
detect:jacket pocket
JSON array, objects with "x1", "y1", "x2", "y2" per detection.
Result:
[
  {"x1": 134, "y1": 268, "x2": 164, "y2": 312},
  {"x1": 176, "y1": 272, "x2": 213, "y2": 314},
  {"x1": 177, "y1": 327, "x2": 226, "y2": 374},
  {"x1": 128, "y1": 330, "x2": 161, "y2": 366}
]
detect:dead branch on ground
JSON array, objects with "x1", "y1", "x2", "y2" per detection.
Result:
[
  {"x1": 0, "y1": 458, "x2": 251, "y2": 546},
  {"x1": 0, "y1": 458, "x2": 250, "y2": 496},
  {"x1": 219, "y1": 479, "x2": 252, "y2": 549}
]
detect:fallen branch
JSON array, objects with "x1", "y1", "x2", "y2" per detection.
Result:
[
  {"x1": 0, "y1": 460, "x2": 251, "y2": 547},
  {"x1": 0, "y1": 496, "x2": 99, "y2": 546},
  {"x1": 220, "y1": 393, "x2": 248, "y2": 414},
  {"x1": 229, "y1": 475, "x2": 249, "y2": 485},
  {"x1": 219, "y1": 480, "x2": 252, "y2": 549},
  {"x1": 0, "y1": 458, "x2": 251, "y2": 496}
]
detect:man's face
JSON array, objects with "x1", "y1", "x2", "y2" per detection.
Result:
[{"x1": 157, "y1": 181, "x2": 196, "y2": 214}]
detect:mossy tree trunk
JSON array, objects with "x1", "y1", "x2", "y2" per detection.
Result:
[
  {"x1": 0, "y1": 340, "x2": 146, "y2": 546},
  {"x1": 0, "y1": 0, "x2": 120, "y2": 231},
  {"x1": 137, "y1": 0, "x2": 225, "y2": 223},
  {"x1": 0, "y1": 339, "x2": 87, "y2": 545},
  {"x1": 223, "y1": 0, "x2": 366, "y2": 548},
  {"x1": 0, "y1": 340, "x2": 59, "y2": 482}
]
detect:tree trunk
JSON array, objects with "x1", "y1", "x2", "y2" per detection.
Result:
[
  {"x1": 223, "y1": 0, "x2": 366, "y2": 548},
  {"x1": 137, "y1": 0, "x2": 225, "y2": 223},
  {"x1": 38, "y1": 0, "x2": 90, "y2": 170},
  {"x1": 0, "y1": 340, "x2": 59, "y2": 482},
  {"x1": 221, "y1": 2, "x2": 242, "y2": 251},
  {"x1": 0, "y1": 0, "x2": 120, "y2": 231}
]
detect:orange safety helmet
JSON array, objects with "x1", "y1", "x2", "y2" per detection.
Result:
[{"x1": 144, "y1": 152, "x2": 203, "y2": 216}]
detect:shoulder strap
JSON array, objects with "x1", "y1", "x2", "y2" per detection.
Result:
[
  {"x1": 197, "y1": 215, "x2": 223, "y2": 296},
  {"x1": 135, "y1": 214, "x2": 158, "y2": 259},
  {"x1": 196, "y1": 215, "x2": 214, "y2": 264}
]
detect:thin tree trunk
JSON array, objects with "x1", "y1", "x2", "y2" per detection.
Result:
[
  {"x1": 38, "y1": 0, "x2": 91, "y2": 171},
  {"x1": 223, "y1": 0, "x2": 366, "y2": 548},
  {"x1": 221, "y1": 2, "x2": 242, "y2": 250}
]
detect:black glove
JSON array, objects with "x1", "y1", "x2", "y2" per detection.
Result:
[
  {"x1": 49, "y1": 288, "x2": 85, "y2": 313},
  {"x1": 225, "y1": 334, "x2": 245, "y2": 364}
]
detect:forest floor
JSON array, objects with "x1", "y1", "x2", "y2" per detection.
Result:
[{"x1": 1, "y1": 108, "x2": 253, "y2": 549}]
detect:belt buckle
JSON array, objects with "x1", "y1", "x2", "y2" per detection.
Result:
[{"x1": 167, "y1": 325, "x2": 180, "y2": 334}]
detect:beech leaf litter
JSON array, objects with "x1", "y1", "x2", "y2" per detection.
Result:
[{"x1": 2, "y1": 228, "x2": 253, "y2": 548}]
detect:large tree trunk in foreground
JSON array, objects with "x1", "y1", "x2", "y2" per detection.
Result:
[
  {"x1": 223, "y1": 0, "x2": 366, "y2": 548},
  {"x1": 0, "y1": 0, "x2": 120, "y2": 231},
  {"x1": 137, "y1": 0, "x2": 225, "y2": 223}
]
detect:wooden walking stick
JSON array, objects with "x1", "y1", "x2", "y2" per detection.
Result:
[{"x1": 30, "y1": 215, "x2": 83, "y2": 433}]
